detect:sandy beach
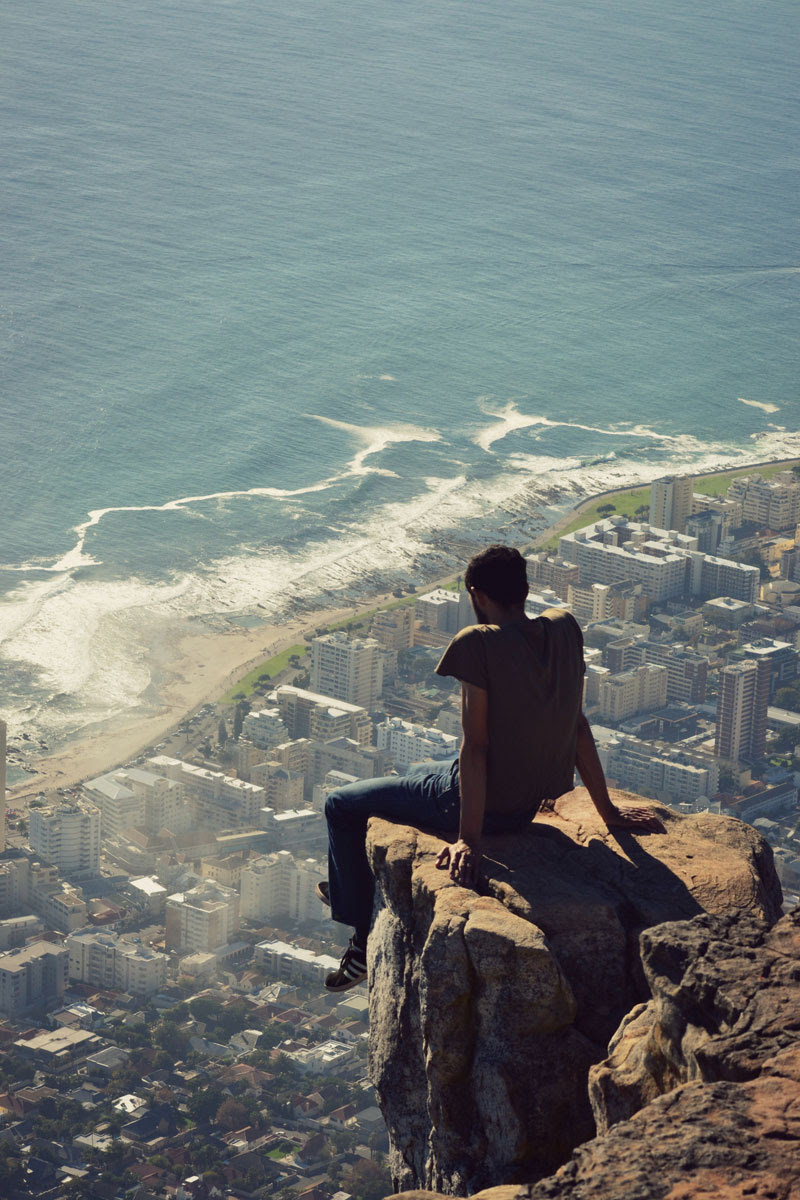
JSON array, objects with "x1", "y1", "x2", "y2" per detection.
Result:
[{"x1": 8, "y1": 455, "x2": 797, "y2": 803}]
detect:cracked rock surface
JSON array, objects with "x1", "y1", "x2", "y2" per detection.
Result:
[
  {"x1": 366, "y1": 789, "x2": 782, "y2": 1193},
  {"x1": 589, "y1": 905, "x2": 800, "y2": 1133}
]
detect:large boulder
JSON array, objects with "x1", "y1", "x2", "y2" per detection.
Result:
[
  {"x1": 589, "y1": 904, "x2": 800, "y2": 1133},
  {"x1": 514, "y1": 1044, "x2": 800, "y2": 1200},
  {"x1": 392, "y1": 1047, "x2": 800, "y2": 1200},
  {"x1": 366, "y1": 788, "x2": 782, "y2": 1194}
]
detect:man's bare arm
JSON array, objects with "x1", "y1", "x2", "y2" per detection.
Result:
[
  {"x1": 575, "y1": 713, "x2": 664, "y2": 832},
  {"x1": 435, "y1": 681, "x2": 488, "y2": 886}
]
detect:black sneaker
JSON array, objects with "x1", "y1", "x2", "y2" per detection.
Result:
[
  {"x1": 325, "y1": 939, "x2": 368, "y2": 991},
  {"x1": 316, "y1": 881, "x2": 331, "y2": 908}
]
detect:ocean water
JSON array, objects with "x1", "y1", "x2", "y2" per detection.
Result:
[{"x1": 1, "y1": 0, "x2": 798, "y2": 760}]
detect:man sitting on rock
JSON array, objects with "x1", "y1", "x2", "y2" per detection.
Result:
[{"x1": 318, "y1": 544, "x2": 661, "y2": 991}]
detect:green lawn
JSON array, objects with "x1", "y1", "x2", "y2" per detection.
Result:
[
  {"x1": 541, "y1": 487, "x2": 650, "y2": 550},
  {"x1": 540, "y1": 459, "x2": 800, "y2": 551},
  {"x1": 221, "y1": 643, "x2": 307, "y2": 704},
  {"x1": 692, "y1": 459, "x2": 799, "y2": 498}
]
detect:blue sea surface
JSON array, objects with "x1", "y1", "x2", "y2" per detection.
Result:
[{"x1": 1, "y1": 0, "x2": 798, "y2": 751}]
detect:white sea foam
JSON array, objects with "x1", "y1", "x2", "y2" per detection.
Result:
[
  {"x1": 305, "y1": 414, "x2": 441, "y2": 476},
  {"x1": 4, "y1": 425, "x2": 800, "y2": 751},
  {"x1": 472, "y1": 399, "x2": 697, "y2": 453},
  {"x1": 739, "y1": 397, "x2": 780, "y2": 414}
]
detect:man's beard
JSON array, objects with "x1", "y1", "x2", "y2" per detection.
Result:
[{"x1": 471, "y1": 596, "x2": 489, "y2": 623}]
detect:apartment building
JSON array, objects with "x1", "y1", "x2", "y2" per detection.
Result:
[
  {"x1": 559, "y1": 518, "x2": 759, "y2": 604},
  {"x1": 567, "y1": 580, "x2": 644, "y2": 624},
  {"x1": 310, "y1": 633, "x2": 384, "y2": 709},
  {"x1": 414, "y1": 589, "x2": 473, "y2": 635},
  {"x1": 715, "y1": 657, "x2": 770, "y2": 763},
  {"x1": 376, "y1": 717, "x2": 458, "y2": 769},
  {"x1": 241, "y1": 707, "x2": 288, "y2": 751},
  {"x1": 148, "y1": 757, "x2": 266, "y2": 828},
  {"x1": 691, "y1": 492, "x2": 743, "y2": 539},
  {"x1": 527, "y1": 553, "x2": 581, "y2": 596},
  {"x1": 685, "y1": 551, "x2": 760, "y2": 604},
  {"x1": 166, "y1": 879, "x2": 240, "y2": 954},
  {"x1": 597, "y1": 664, "x2": 668, "y2": 723},
  {"x1": 726, "y1": 473, "x2": 800, "y2": 530},
  {"x1": 559, "y1": 521, "x2": 689, "y2": 601},
  {"x1": 650, "y1": 474, "x2": 694, "y2": 533},
  {"x1": 255, "y1": 939, "x2": 341, "y2": 986},
  {"x1": 249, "y1": 761, "x2": 305, "y2": 811},
  {"x1": 0, "y1": 854, "x2": 88, "y2": 933},
  {"x1": 28, "y1": 800, "x2": 101, "y2": 876},
  {"x1": 738, "y1": 638, "x2": 797, "y2": 696},
  {"x1": 684, "y1": 510, "x2": 724, "y2": 554},
  {"x1": 599, "y1": 733, "x2": 714, "y2": 805},
  {"x1": 260, "y1": 807, "x2": 326, "y2": 854},
  {"x1": 240, "y1": 851, "x2": 326, "y2": 923},
  {"x1": 275, "y1": 685, "x2": 372, "y2": 745},
  {"x1": 371, "y1": 606, "x2": 414, "y2": 651},
  {"x1": 67, "y1": 930, "x2": 166, "y2": 997},
  {"x1": 310, "y1": 737, "x2": 388, "y2": 787},
  {"x1": 83, "y1": 772, "x2": 145, "y2": 839},
  {"x1": 0, "y1": 942, "x2": 68, "y2": 1017},
  {"x1": 604, "y1": 638, "x2": 708, "y2": 705}
]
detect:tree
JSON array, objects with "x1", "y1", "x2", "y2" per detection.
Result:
[
  {"x1": 218, "y1": 717, "x2": 228, "y2": 746},
  {"x1": 773, "y1": 725, "x2": 799, "y2": 753},
  {"x1": 597, "y1": 502, "x2": 616, "y2": 517},
  {"x1": 154, "y1": 1018, "x2": 190, "y2": 1059},
  {"x1": 233, "y1": 703, "x2": 245, "y2": 741},
  {"x1": 775, "y1": 686, "x2": 800, "y2": 713},
  {"x1": 634, "y1": 504, "x2": 650, "y2": 520},
  {"x1": 717, "y1": 766, "x2": 739, "y2": 794},
  {"x1": 216, "y1": 1097, "x2": 249, "y2": 1131},
  {"x1": 188, "y1": 1085, "x2": 224, "y2": 1124},
  {"x1": 341, "y1": 1158, "x2": 393, "y2": 1200}
]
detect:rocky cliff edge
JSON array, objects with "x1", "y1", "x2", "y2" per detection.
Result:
[{"x1": 365, "y1": 788, "x2": 783, "y2": 1194}]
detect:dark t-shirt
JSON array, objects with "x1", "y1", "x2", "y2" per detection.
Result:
[{"x1": 435, "y1": 608, "x2": 585, "y2": 816}]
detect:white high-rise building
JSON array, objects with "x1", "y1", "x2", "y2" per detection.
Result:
[
  {"x1": 715, "y1": 658, "x2": 770, "y2": 764},
  {"x1": 0, "y1": 942, "x2": 68, "y2": 1016},
  {"x1": 249, "y1": 762, "x2": 305, "y2": 811},
  {"x1": 147, "y1": 757, "x2": 265, "y2": 829},
  {"x1": 240, "y1": 851, "x2": 326, "y2": 923},
  {"x1": 415, "y1": 589, "x2": 473, "y2": 635},
  {"x1": 67, "y1": 930, "x2": 167, "y2": 997},
  {"x1": 376, "y1": 718, "x2": 458, "y2": 769},
  {"x1": 559, "y1": 518, "x2": 759, "y2": 604},
  {"x1": 650, "y1": 475, "x2": 694, "y2": 533},
  {"x1": 83, "y1": 772, "x2": 146, "y2": 839},
  {"x1": 165, "y1": 879, "x2": 240, "y2": 953},
  {"x1": 726, "y1": 473, "x2": 800, "y2": 530},
  {"x1": 29, "y1": 800, "x2": 101, "y2": 876},
  {"x1": 371, "y1": 606, "x2": 414, "y2": 651},
  {"x1": 597, "y1": 664, "x2": 668, "y2": 723},
  {"x1": 310, "y1": 633, "x2": 384, "y2": 709},
  {"x1": 275, "y1": 685, "x2": 373, "y2": 745},
  {"x1": 242, "y1": 707, "x2": 288, "y2": 751}
]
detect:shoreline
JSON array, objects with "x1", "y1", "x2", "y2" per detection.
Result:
[{"x1": 8, "y1": 454, "x2": 798, "y2": 801}]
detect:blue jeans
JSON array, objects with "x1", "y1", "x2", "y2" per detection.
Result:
[{"x1": 324, "y1": 757, "x2": 536, "y2": 932}]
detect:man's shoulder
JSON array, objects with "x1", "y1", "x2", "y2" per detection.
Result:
[{"x1": 540, "y1": 607, "x2": 583, "y2": 638}]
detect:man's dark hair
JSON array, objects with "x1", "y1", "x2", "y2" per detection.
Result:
[{"x1": 464, "y1": 545, "x2": 529, "y2": 605}]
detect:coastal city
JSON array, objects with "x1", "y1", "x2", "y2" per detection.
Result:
[{"x1": 0, "y1": 464, "x2": 799, "y2": 1199}]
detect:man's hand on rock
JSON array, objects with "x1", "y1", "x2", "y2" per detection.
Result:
[
  {"x1": 605, "y1": 805, "x2": 666, "y2": 834},
  {"x1": 436, "y1": 838, "x2": 482, "y2": 887}
]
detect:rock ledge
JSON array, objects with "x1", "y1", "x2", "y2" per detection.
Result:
[{"x1": 366, "y1": 789, "x2": 781, "y2": 1193}]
